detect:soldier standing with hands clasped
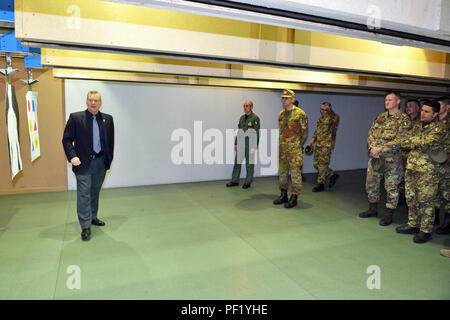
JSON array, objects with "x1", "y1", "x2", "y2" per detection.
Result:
[
  {"x1": 391, "y1": 100, "x2": 448, "y2": 243},
  {"x1": 359, "y1": 92, "x2": 411, "y2": 226}
]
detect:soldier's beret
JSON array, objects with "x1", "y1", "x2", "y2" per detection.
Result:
[{"x1": 281, "y1": 89, "x2": 295, "y2": 98}]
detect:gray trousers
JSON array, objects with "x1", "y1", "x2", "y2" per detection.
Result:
[{"x1": 75, "y1": 156, "x2": 107, "y2": 229}]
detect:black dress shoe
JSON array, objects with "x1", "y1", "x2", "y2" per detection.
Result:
[
  {"x1": 81, "y1": 228, "x2": 91, "y2": 241},
  {"x1": 92, "y1": 218, "x2": 105, "y2": 226},
  {"x1": 396, "y1": 224, "x2": 420, "y2": 234},
  {"x1": 328, "y1": 173, "x2": 339, "y2": 188},
  {"x1": 242, "y1": 183, "x2": 251, "y2": 189},
  {"x1": 226, "y1": 182, "x2": 239, "y2": 187}
]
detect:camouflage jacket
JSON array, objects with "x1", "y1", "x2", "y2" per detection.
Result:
[
  {"x1": 278, "y1": 106, "x2": 308, "y2": 149},
  {"x1": 312, "y1": 112, "x2": 339, "y2": 148},
  {"x1": 400, "y1": 119, "x2": 448, "y2": 173},
  {"x1": 401, "y1": 117, "x2": 421, "y2": 158},
  {"x1": 235, "y1": 112, "x2": 260, "y2": 146},
  {"x1": 368, "y1": 110, "x2": 411, "y2": 156},
  {"x1": 440, "y1": 117, "x2": 449, "y2": 156}
]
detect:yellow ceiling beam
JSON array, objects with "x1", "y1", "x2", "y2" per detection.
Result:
[
  {"x1": 43, "y1": 49, "x2": 449, "y2": 94},
  {"x1": 51, "y1": 68, "x2": 383, "y2": 96},
  {"x1": 52, "y1": 67, "x2": 444, "y2": 97}
]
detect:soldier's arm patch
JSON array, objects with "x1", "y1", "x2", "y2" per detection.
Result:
[{"x1": 435, "y1": 127, "x2": 441, "y2": 132}]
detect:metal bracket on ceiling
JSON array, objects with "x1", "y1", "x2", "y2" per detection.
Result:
[
  {"x1": 0, "y1": 53, "x2": 18, "y2": 87},
  {"x1": 0, "y1": 29, "x2": 43, "y2": 90},
  {"x1": 21, "y1": 67, "x2": 38, "y2": 91}
]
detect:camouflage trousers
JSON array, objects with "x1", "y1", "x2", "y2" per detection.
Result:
[
  {"x1": 313, "y1": 146, "x2": 334, "y2": 184},
  {"x1": 279, "y1": 148, "x2": 303, "y2": 195},
  {"x1": 405, "y1": 169, "x2": 439, "y2": 233},
  {"x1": 434, "y1": 162, "x2": 449, "y2": 213},
  {"x1": 365, "y1": 153, "x2": 403, "y2": 209}
]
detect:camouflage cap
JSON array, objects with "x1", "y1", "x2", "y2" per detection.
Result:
[
  {"x1": 304, "y1": 145, "x2": 313, "y2": 155},
  {"x1": 281, "y1": 89, "x2": 295, "y2": 98},
  {"x1": 428, "y1": 147, "x2": 447, "y2": 164},
  {"x1": 371, "y1": 158, "x2": 383, "y2": 172}
]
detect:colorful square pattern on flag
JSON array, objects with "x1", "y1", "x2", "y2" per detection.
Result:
[{"x1": 26, "y1": 91, "x2": 40, "y2": 162}]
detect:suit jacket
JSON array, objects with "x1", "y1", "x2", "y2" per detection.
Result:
[{"x1": 62, "y1": 109, "x2": 115, "y2": 174}]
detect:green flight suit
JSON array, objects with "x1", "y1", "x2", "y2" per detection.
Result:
[{"x1": 231, "y1": 112, "x2": 260, "y2": 184}]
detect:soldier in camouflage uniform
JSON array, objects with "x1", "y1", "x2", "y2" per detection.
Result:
[
  {"x1": 394, "y1": 100, "x2": 448, "y2": 243},
  {"x1": 226, "y1": 100, "x2": 260, "y2": 189},
  {"x1": 359, "y1": 92, "x2": 411, "y2": 226},
  {"x1": 294, "y1": 99, "x2": 307, "y2": 182},
  {"x1": 307, "y1": 102, "x2": 340, "y2": 192},
  {"x1": 398, "y1": 99, "x2": 421, "y2": 205},
  {"x1": 435, "y1": 96, "x2": 450, "y2": 235},
  {"x1": 273, "y1": 89, "x2": 308, "y2": 209}
]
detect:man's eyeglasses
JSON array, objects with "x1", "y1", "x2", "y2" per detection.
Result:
[{"x1": 321, "y1": 108, "x2": 330, "y2": 112}]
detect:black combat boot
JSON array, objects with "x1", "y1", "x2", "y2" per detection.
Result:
[
  {"x1": 273, "y1": 189, "x2": 288, "y2": 205},
  {"x1": 379, "y1": 208, "x2": 395, "y2": 226},
  {"x1": 413, "y1": 231, "x2": 432, "y2": 244},
  {"x1": 434, "y1": 208, "x2": 440, "y2": 226},
  {"x1": 312, "y1": 184, "x2": 324, "y2": 192},
  {"x1": 436, "y1": 212, "x2": 450, "y2": 235},
  {"x1": 396, "y1": 224, "x2": 420, "y2": 234},
  {"x1": 328, "y1": 173, "x2": 340, "y2": 188},
  {"x1": 359, "y1": 202, "x2": 378, "y2": 218},
  {"x1": 284, "y1": 194, "x2": 298, "y2": 208}
]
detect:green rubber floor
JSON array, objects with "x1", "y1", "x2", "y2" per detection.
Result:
[{"x1": 0, "y1": 170, "x2": 449, "y2": 300}]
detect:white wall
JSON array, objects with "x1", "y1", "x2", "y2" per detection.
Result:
[{"x1": 64, "y1": 80, "x2": 384, "y2": 190}]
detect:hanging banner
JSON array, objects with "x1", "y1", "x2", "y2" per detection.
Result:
[
  {"x1": 6, "y1": 83, "x2": 23, "y2": 179},
  {"x1": 26, "y1": 91, "x2": 40, "y2": 162}
]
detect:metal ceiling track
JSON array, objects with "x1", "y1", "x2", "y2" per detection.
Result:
[{"x1": 183, "y1": 0, "x2": 450, "y2": 48}]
